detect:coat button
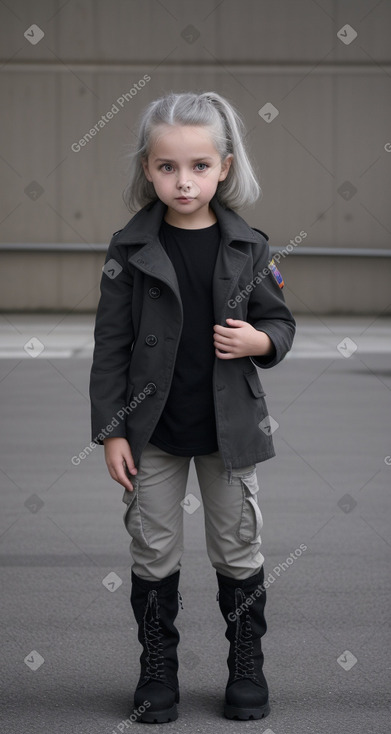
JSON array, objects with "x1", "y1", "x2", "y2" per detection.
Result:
[
  {"x1": 148, "y1": 286, "x2": 161, "y2": 298},
  {"x1": 144, "y1": 382, "x2": 157, "y2": 395},
  {"x1": 145, "y1": 334, "x2": 158, "y2": 346}
]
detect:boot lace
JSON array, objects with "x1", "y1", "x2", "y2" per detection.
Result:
[
  {"x1": 143, "y1": 590, "x2": 166, "y2": 681},
  {"x1": 233, "y1": 588, "x2": 259, "y2": 683}
]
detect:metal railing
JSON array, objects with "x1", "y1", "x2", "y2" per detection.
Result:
[{"x1": 1, "y1": 243, "x2": 390, "y2": 257}]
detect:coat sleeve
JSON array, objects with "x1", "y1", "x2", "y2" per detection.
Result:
[
  {"x1": 89, "y1": 238, "x2": 135, "y2": 444},
  {"x1": 247, "y1": 235, "x2": 296, "y2": 369}
]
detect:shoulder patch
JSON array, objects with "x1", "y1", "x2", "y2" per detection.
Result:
[
  {"x1": 251, "y1": 227, "x2": 269, "y2": 241},
  {"x1": 269, "y1": 259, "x2": 284, "y2": 288}
]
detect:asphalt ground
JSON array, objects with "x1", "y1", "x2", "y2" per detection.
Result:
[{"x1": 0, "y1": 314, "x2": 390, "y2": 734}]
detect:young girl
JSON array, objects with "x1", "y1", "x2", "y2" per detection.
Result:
[{"x1": 89, "y1": 91, "x2": 296, "y2": 724}]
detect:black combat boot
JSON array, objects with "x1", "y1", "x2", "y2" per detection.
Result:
[
  {"x1": 130, "y1": 569, "x2": 181, "y2": 723},
  {"x1": 216, "y1": 566, "x2": 270, "y2": 720}
]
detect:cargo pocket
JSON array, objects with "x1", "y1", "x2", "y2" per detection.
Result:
[
  {"x1": 236, "y1": 468, "x2": 263, "y2": 543},
  {"x1": 121, "y1": 480, "x2": 150, "y2": 547}
]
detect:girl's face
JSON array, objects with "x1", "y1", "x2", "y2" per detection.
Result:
[{"x1": 142, "y1": 124, "x2": 233, "y2": 224}]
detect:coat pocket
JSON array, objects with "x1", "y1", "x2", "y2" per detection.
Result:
[
  {"x1": 243, "y1": 369, "x2": 269, "y2": 427},
  {"x1": 236, "y1": 468, "x2": 264, "y2": 543},
  {"x1": 243, "y1": 369, "x2": 265, "y2": 398}
]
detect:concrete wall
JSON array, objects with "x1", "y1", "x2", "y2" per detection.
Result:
[
  {"x1": 1, "y1": 248, "x2": 390, "y2": 315},
  {"x1": 0, "y1": 0, "x2": 390, "y2": 313}
]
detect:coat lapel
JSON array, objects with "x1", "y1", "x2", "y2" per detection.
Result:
[{"x1": 113, "y1": 194, "x2": 259, "y2": 324}]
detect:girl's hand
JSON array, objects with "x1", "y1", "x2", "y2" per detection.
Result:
[
  {"x1": 103, "y1": 437, "x2": 138, "y2": 492},
  {"x1": 213, "y1": 318, "x2": 274, "y2": 360}
]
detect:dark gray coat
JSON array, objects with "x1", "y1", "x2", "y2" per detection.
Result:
[{"x1": 89, "y1": 193, "x2": 296, "y2": 480}]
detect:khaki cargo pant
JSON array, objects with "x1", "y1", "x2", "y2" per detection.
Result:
[{"x1": 122, "y1": 441, "x2": 264, "y2": 581}]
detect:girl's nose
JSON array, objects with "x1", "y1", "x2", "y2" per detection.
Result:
[
  {"x1": 177, "y1": 178, "x2": 201, "y2": 197},
  {"x1": 176, "y1": 173, "x2": 190, "y2": 187},
  {"x1": 179, "y1": 180, "x2": 192, "y2": 191}
]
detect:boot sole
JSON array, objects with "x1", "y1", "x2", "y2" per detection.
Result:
[
  {"x1": 138, "y1": 703, "x2": 178, "y2": 723},
  {"x1": 224, "y1": 701, "x2": 270, "y2": 720}
]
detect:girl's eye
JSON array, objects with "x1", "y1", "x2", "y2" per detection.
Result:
[{"x1": 159, "y1": 163, "x2": 209, "y2": 172}]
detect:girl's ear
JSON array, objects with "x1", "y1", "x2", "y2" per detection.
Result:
[
  {"x1": 141, "y1": 157, "x2": 152, "y2": 182},
  {"x1": 218, "y1": 154, "x2": 234, "y2": 181}
]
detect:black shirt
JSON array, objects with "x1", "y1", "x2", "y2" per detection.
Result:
[{"x1": 149, "y1": 218, "x2": 221, "y2": 456}]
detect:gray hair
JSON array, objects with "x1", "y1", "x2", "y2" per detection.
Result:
[{"x1": 122, "y1": 91, "x2": 262, "y2": 212}]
